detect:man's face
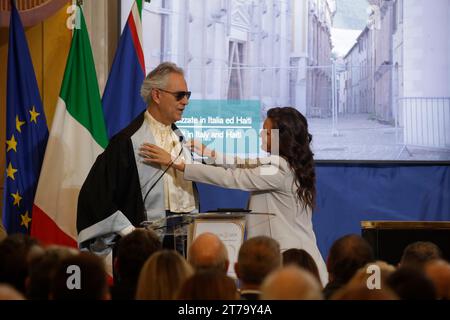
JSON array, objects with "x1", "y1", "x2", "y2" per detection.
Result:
[{"x1": 157, "y1": 73, "x2": 189, "y2": 124}]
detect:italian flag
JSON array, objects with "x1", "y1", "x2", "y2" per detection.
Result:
[{"x1": 31, "y1": 5, "x2": 108, "y2": 249}]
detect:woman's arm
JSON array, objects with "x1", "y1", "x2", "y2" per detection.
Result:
[
  {"x1": 140, "y1": 144, "x2": 286, "y2": 192},
  {"x1": 183, "y1": 162, "x2": 285, "y2": 192},
  {"x1": 187, "y1": 140, "x2": 262, "y2": 169}
]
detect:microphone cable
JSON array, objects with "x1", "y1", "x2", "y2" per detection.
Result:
[{"x1": 142, "y1": 137, "x2": 184, "y2": 207}]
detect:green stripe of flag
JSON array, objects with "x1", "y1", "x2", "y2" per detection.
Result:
[
  {"x1": 59, "y1": 5, "x2": 108, "y2": 149},
  {"x1": 136, "y1": 0, "x2": 143, "y2": 19}
]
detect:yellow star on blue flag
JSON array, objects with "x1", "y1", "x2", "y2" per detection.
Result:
[
  {"x1": 6, "y1": 162, "x2": 18, "y2": 180},
  {"x1": 11, "y1": 191, "x2": 22, "y2": 207},
  {"x1": 6, "y1": 134, "x2": 18, "y2": 152},
  {"x1": 29, "y1": 106, "x2": 40, "y2": 123},
  {"x1": 16, "y1": 115, "x2": 25, "y2": 133},
  {"x1": 20, "y1": 211, "x2": 32, "y2": 229},
  {"x1": 2, "y1": 0, "x2": 48, "y2": 234}
]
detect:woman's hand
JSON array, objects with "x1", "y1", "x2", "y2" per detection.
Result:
[
  {"x1": 139, "y1": 143, "x2": 185, "y2": 171},
  {"x1": 186, "y1": 139, "x2": 215, "y2": 158}
]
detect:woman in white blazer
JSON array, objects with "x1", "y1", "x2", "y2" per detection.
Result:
[{"x1": 140, "y1": 107, "x2": 328, "y2": 286}]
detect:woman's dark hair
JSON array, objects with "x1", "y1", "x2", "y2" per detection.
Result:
[
  {"x1": 282, "y1": 248, "x2": 321, "y2": 285},
  {"x1": 267, "y1": 107, "x2": 316, "y2": 209}
]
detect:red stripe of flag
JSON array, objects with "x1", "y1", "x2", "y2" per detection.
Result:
[
  {"x1": 31, "y1": 205, "x2": 78, "y2": 248},
  {"x1": 127, "y1": 14, "x2": 145, "y2": 73}
]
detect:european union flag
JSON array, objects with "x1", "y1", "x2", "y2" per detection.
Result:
[{"x1": 2, "y1": 1, "x2": 49, "y2": 234}]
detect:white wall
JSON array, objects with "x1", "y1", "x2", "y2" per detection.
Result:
[
  {"x1": 120, "y1": 0, "x2": 134, "y2": 31},
  {"x1": 403, "y1": 0, "x2": 450, "y2": 97}
]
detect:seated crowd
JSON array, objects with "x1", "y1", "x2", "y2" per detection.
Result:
[{"x1": 0, "y1": 230, "x2": 449, "y2": 300}]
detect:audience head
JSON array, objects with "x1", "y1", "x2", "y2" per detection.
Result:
[
  {"x1": 50, "y1": 252, "x2": 110, "y2": 300},
  {"x1": 188, "y1": 233, "x2": 229, "y2": 273},
  {"x1": 136, "y1": 250, "x2": 193, "y2": 300},
  {"x1": 331, "y1": 283, "x2": 398, "y2": 300},
  {"x1": 424, "y1": 259, "x2": 450, "y2": 300},
  {"x1": 177, "y1": 270, "x2": 238, "y2": 300},
  {"x1": 115, "y1": 229, "x2": 162, "y2": 284},
  {"x1": 346, "y1": 261, "x2": 396, "y2": 290},
  {"x1": 327, "y1": 234, "x2": 374, "y2": 284},
  {"x1": 261, "y1": 266, "x2": 323, "y2": 300},
  {"x1": 26, "y1": 245, "x2": 79, "y2": 300},
  {"x1": 282, "y1": 248, "x2": 321, "y2": 285},
  {"x1": 0, "y1": 234, "x2": 43, "y2": 294},
  {"x1": 386, "y1": 267, "x2": 437, "y2": 300},
  {"x1": 235, "y1": 236, "x2": 281, "y2": 288},
  {"x1": 0, "y1": 284, "x2": 26, "y2": 300},
  {"x1": 400, "y1": 241, "x2": 442, "y2": 270}
]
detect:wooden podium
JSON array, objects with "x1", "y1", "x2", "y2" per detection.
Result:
[{"x1": 361, "y1": 221, "x2": 450, "y2": 265}]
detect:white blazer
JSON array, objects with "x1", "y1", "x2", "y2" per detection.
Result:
[{"x1": 183, "y1": 155, "x2": 328, "y2": 286}]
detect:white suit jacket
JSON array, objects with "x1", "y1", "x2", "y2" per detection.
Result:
[{"x1": 183, "y1": 155, "x2": 328, "y2": 286}]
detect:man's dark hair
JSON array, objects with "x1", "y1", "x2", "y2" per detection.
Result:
[
  {"x1": 400, "y1": 241, "x2": 442, "y2": 270},
  {"x1": 115, "y1": 229, "x2": 162, "y2": 283},
  {"x1": 50, "y1": 252, "x2": 109, "y2": 300},
  {"x1": 387, "y1": 267, "x2": 437, "y2": 300},
  {"x1": 27, "y1": 247, "x2": 77, "y2": 300},
  {"x1": 0, "y1": 234, "x2": 41, "y2": 294},
  {"x1": 327, "y1": 234, "x2": 374, "y2": 284},
  {"x1": 236, "y1": 236, "x2": 281, "y2": 286}
]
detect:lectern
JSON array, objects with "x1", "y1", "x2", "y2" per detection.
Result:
[
  {"x1": 188, "y1": 212, "x2": 247, "y2": 278},
  {"x1": 142, "y1": 211, "x2": 274, "y2": 278},
  {"x1": 361, "y1": 221, "x2": 450, "y2": 265}
]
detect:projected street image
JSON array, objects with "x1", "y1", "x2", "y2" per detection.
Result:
[{"x1": 138, "y1": 0, "x2": 450, "y2": 161}]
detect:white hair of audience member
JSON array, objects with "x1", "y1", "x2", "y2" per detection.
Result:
[
  {"x1": 188, "y1": 232, "x2": 229, "y2": 273},
  {"x1": 0, "y1": 284, "x2": 25, "y2": 300},
  {"x1": 260, "y1": 266, "x2": 323, "y2": 300}
]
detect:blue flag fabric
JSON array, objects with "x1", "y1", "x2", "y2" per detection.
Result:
[
  {"x1": 102, "y1": 3, "x2": 146, "y2": 139},
  {"x1": 2, "y1": 1, "x2": 49, "y2": 234}
]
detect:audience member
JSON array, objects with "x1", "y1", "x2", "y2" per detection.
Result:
[
  {"x1": 323, "y1": 234, "x2": 374, "y2": 299},
  {"x1": 0, "y1": 284, "x2": 25, "y2": 300},
  {"x1": 177, "y1": 270, "x2": 238, "y2": 300},
  {"x1": 283, "y1": 248, "x2": 322, "y2": 286},
  {"x1": 331, "y1": 283, "x2": 398, "y2": 300},
  {"x1": 0, "y1": 234, "x2": 43, "y2": 294},
  {"x1": 235, "y1": 236, "x2": 281, "y2": 300},
  {"x1": 399, "y1": 241, "x2": 442, "y2": 270},
  {"x1": 111, "y1": 229, "x2": 162, "y2": 300},
  {"x1": 188, "y1": 233, "x2": 229, "y2": 273},
  {"x1": 424, "y1": 259, "x2": 450, "y2": 300},
  {"x1": 50, "y1": 252, "x2": 110, "y2": 300},
  {"x1": 345, "y1": 260, "x2": 396, "y2": 290},
  {"x1": 136, "y1": 250, "x2": 193, "y2": 300},
  {"x1": 26, "y1": 245, "x2": 78, "y2": 300},
  {"x1": 260, "y1": 266, "x2": 323, "y2": 300},
  {"x1": 386, "y1": 267, "x2": 437, "y2": 300}
]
